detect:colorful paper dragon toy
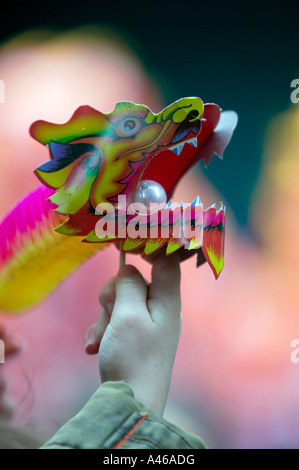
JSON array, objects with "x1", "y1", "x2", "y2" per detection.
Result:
[{"x1": 0, "y1": 97, "x2": 237, "y2": 311}]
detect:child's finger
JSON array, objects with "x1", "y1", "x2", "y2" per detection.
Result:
[
  {"x1": 85, "y1": 308, "x2": 110, "y2": 354},
  {"x1": 113, "y1": 265, "x2": 149, "y2": 320},
  {"x1": 85, "y1": 324, "x2": 100, "y2": 355},
  {"x1": 148, "y1": 252, "x2": 181, "y2": 323},
  {"x1": 99, "y1": 277, "x2": 116, "y2": 312}
]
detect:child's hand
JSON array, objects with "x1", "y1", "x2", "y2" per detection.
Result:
[
  {"x1": 85, "y1": 252, "x2": 181, "y2": 415},
  {"x1": 0, "y1": 325, "x2": 22, "y2": 419}
]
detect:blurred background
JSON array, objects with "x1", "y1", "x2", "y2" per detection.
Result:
[{"x1": 1, "y1": 0, "x2": 299, "y2": 449}]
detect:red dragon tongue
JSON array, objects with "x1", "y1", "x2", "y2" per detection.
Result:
[{"x1": 202, "y1": 204, "x2": 226, "y2": 279}]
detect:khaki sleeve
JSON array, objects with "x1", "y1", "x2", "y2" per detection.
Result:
[{"x1": 40, "y1": 381, "x2": 206, "y2": 449}]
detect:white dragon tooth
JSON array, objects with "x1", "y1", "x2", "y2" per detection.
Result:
[
  {"x1": 170, "y1": 137, "x2": 198, "y2": 155},
  {"x1": 169, "y1": 144, "x2": 178, "y2": 154},
  {"x1": 186, "y1": 137, "x2": 198, "y2": 148},
  {"x1": 175, "y1": 143, "x2": 184, "y2": 155},
  {"x1": 170, "y1": 142, "x2": 185, "y2": 155}
]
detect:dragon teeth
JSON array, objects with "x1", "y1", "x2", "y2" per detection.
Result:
[
  {"x1": 170, "y1": 142, "x2": 185, "y2": 155},
  {"x1": 169, "y1": 137, "x2": 198, "y2": 155},
  {"x1": 186, "y1": 137, "x2": 198, "y2": 147}
]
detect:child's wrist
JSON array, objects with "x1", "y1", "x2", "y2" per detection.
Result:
[{"x1": 124, "y1": 377, "x2": 171, "y2": 416}]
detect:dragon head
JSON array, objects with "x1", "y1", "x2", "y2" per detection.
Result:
[
  {"x1": 31, "y1": 98, "x2": 224, "y2": 237},
  {"x1": 0, "y1": 97, "x2": 237, "y2": 312},
  {"x1": 30, "y1": 97, "x2": 237, "y2": 277}
]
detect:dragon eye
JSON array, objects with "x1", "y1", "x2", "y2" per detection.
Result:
[{"x1": 115, "y1": 118, "x2": 141, "y2": 137}]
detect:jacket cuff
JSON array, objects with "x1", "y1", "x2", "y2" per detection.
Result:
[{"x1": 41, "y1": 381, "x2": 206, "y2": 449}]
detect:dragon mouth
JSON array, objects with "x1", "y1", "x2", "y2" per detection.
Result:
[
  {"x1": 168, "y1": 119, "x2": 202, "y2": 155},
  {"x1": 139, "y1": 118, "x2": 204, "y2": 198},
  {"x1": 168, "y1": 135, "x2": 198, "y2": 155}
]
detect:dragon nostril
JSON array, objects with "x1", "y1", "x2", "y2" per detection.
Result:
[{"x1": 187, "y1": 109, "x2": 199, "y2": 120}]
